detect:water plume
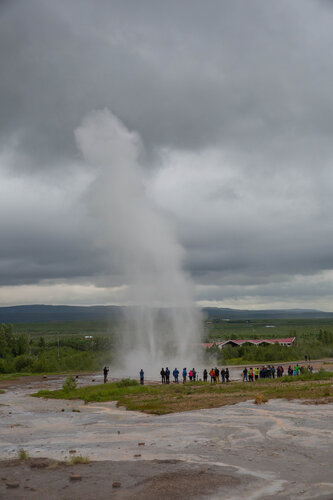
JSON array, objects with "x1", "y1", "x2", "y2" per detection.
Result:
[{"x1": 75, "y1": 109, "x2": 202, "y2": 377}]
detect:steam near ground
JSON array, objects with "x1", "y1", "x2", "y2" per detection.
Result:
[{"x1": 75, "y1": 110, "x2": 202, "y2": 376}]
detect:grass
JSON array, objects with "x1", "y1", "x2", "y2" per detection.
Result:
[
  {"x1": 68, "y1": 455, "x2": 90, "y2": 465},
  {"x1": 18, "y1": 449, "x2": 29, "y2": 460},
  {"x1": 32, "y1": 371, "x2": 333, "y2": 415}
]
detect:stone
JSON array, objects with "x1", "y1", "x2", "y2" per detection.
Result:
[
  {"x1": 30, "y1": 458, "x2": 51, "y2": 468},
  {"x1": 70, "y1": 474, "x2": 82, "y2": 481},
  {"x1": 6, "y1": 482, "x2": 19, "y2": 489},
  {"x1": 69, "y1": 450, "x2": 76, "y2": 454},
  {"x1": 138, "y1": 442, "x2": 145, "y2": 446},
  {"x1": 134, "y1": 454, "x2": 141, "y2": 458},
  {"x1": 112, "y1": 481, "x2": 121, "y2": 488}
]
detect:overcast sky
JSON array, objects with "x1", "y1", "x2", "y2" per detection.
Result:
[{"x1": 1, "y1": 0, "x2": 333, "y2": 310}]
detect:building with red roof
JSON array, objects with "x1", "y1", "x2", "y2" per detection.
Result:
[{"x1": 202, "y1": 337, "x2": 295, "y2": 349}]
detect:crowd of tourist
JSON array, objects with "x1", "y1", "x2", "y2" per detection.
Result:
[
  {"x1": 156, "y1": 363, "x2": 314, "y2": 385},
  {"x1": 158, "y1": 366, "x2": 231, "y2": 384},
  {"x1": 104, "y1": 362, "x2": 314, "y2": 387},
  {"x1": 241, "y1": 363, "x2": 313, "y2": 381}
]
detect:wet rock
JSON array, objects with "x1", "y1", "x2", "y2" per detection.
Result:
[
  {"x1": 6, "y1": 482, "x2": 19, "y2": 489},
  {"x1": 30, "y1": 458, "x2": 51, "y2": 468},
  {"x1": 138, "y1": 442, "x2": 145, "y2": 446},
  {"x1": 156, "y1": 459, "x2": 179, "y2": 464},
  {"x1": 70, "y1": 474, "x2": 82, "y2": 481},
  {"x1": 134, "y1": 454, "x2": 141, "y2": 458},
  {"x1": 69, "y1": 450, "x2": 76, "y2": 454},
  {"x1": 112, "y1": 481, "x2": 121, "y2": 488}
]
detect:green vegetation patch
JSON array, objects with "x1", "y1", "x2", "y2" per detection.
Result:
[{"x1": 33, "y1": 372, "x2": 333, "y2": 415}]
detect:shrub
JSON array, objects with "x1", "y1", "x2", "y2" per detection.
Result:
[
  {"x1": 62, "y1": 375, "x2": 77, "y2": 392},
  {"x1": 254, "y1": 393, "x2": 268, "y2": 405},
  {"x1": 69, "y1": 455, "x2": 90, "y2": 465},
  {"x1": 18, "y1": 448, "x2": 29, "y2": 460},
  {"x1": 14, "y1": 355, "x2": 34, "y2": 372}
]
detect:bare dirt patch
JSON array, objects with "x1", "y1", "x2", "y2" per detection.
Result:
[{"x1": 0, "y1": 458, "x2": 248, "y2": 500}]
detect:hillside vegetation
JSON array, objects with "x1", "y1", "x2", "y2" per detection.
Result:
[{"x1": 0, "y1": 317, "x2": 333, "y2": 374}]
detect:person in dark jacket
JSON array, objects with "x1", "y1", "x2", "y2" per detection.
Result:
[
  {"x1": 225, "y1": 367, "x2": 230, "y2": 382},
  {"x1": 160, "y1": 368, "x2": 166, "y2": 384},
  {"x1": 139, "y1": 369, "x2": 144, "y2": 385},
  {"x1": 165, "y1": 367, "x2": 170, "y2": 384},
  {"x1": 203, "y1": 369, "x2": 208, "y2": 382},
  {"x1": 103, "y1": 366, "x2": 109, "y2": 384},
  {"x1": 221, "y1": 368, "x2": 226, "y2": 383}
]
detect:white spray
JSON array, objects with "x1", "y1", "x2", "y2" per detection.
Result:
[{"x1": 75, "y1": 109, "x2": 202, "y2": 378}]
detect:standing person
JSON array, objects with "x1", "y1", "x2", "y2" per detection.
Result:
[
  {"x1": 225, "y1": 367, "x2": 230, "y2": 382},
  {"x1": 288, "y1": 365, "x2": 293, "y2": 376},
  {"x1": 139, "y1": 369, "x2": 144, "y2": 385},
  {"x1": 203, "y1": 369, "x2": 208, "y2": 382},
  {"x1": 254, "y1": 367, "x2": 259, "y2": 381},
  {"x1": 173, "y1": 367, "x2": 179, "y2": 383},
  {"x1": 221, "y1": 368, "x2": 226, "y2": 383},
  {"x1": 189, "y1": 369, "x2": 193, "y2": 382},
  {"x1": 192, "y1": 368, "x2": 197, "y2": 381},
  {"x1": 103, "y1": 366, "x2": 109, "y2": 384},
  {"x1": 160, "y1": 368, "x2": 166, "y2": 384},
  {"x1": 272, "y1": 366, "x2": 276, "y2": 379},
  {"x1": 248, "y1": 368, "x2": 254, "y2": 382},
  {"x1": 215, "y1": 367, "x2": 220, "y2": 383},
  {"x1": 209, "y1": 368, "x2": 216, "y2": 383},
  {"x1": 182, "y1": 367, "x2": 187, "y2": 383},
  {"x1": 165, "y1": 367, "x2": 170, "y2": 384},
  {"x1": 242, "y1": 367, "x2": 248, "y2": 382}
]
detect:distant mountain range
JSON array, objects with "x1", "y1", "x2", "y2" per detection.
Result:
[{"x1": 0, "y1": 304, "x2": 333, "y2": 323}]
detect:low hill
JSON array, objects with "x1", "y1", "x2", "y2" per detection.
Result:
[{"x1": 0, "y1": 304, "x2": 333, "y2": 323}]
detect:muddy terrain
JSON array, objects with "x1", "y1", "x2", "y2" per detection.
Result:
[{"x1": 0, "y1": 374, "x2": 332, "y2": 499}]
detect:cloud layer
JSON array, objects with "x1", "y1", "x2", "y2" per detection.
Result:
[{"x1": 1, "y1": 0, "x2": 333, "y2": 309}]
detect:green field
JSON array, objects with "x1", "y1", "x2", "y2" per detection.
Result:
[
  {"x1": 0, "y1": 317, "x2": 332, "y2": 375},
  {"x1": 12, "y1": 320, "x2": 115, "y2": 340},
  {"x1": 204, "y1": 317, "x2": 333, "y2": 340},
  {"x1": 33, "y1": 371, "x2": 333, "y2": 415}
]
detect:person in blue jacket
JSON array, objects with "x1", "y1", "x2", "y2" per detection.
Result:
[
  {"x1": 173, "y1": 368, "x2": 179, "y2": 383},
  {"x1": 182, "y1": 367, "x2": 187, "y2": 383}
]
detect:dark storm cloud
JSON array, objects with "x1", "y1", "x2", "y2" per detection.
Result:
[
  {"x1": 2, "y1": 0, "x2": 333, "y2": 167},
  {"x1": 1, "y1": 0, "x2": 333, "y2": 307}
]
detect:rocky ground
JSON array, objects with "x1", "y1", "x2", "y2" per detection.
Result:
[{"x1": 0, "y1": 374, "x2": 332, "y2": 499}]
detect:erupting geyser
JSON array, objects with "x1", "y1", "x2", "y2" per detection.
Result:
[{"x1": 75, "y1": 109, "x2": 202, "y2": 375}]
